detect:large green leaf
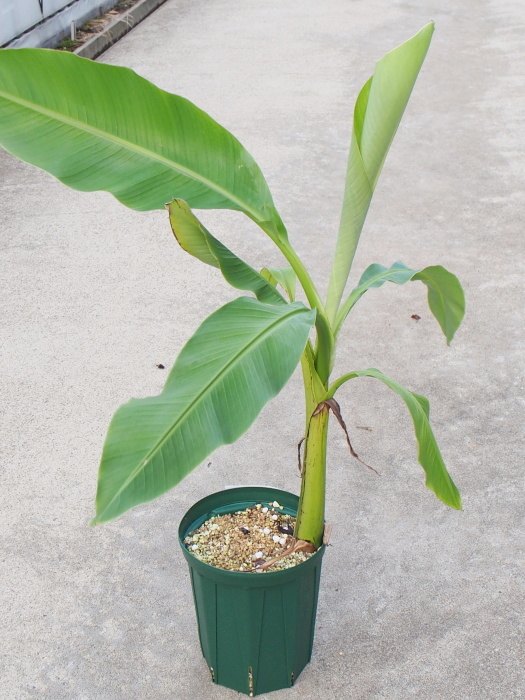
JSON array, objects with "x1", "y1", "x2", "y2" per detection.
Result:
[
  {"x1": 326, "y1": 23, "x2": 434, "y2": 322},
  {"x1": 0, "y1": 49, "x2": 285, "y2": 238},
  {"x1": 335, "y1": 262, "x2": 465, "y2": 343},
  {"x1": 93, "y1": 297, "x2": 315, "y2": 523},
  {"x1": 167, "y1": 199, "x2": 284, "y2": 304},
  {"x1": 327, "y1": 368, "x2": 461, "y2": 509}
]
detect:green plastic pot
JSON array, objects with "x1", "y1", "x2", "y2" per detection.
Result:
[{"x1": 178, "y1": 486, "x2": 325, "y2": 696}]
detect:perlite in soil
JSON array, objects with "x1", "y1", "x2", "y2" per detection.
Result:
[{"x1": 184, "y1": 501, "x2": 313, "y2": 573}]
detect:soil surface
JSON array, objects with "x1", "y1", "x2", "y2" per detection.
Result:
[
  {"x1": 57, "y1": 0, "x2": 141, "y2": 52},
  {"x1": 183, "y1": 501, "x2": 314, "y2": 573}
]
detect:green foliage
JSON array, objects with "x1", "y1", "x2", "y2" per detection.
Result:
[
  {"x1": 325, "y1": 22, "x2": 435, "y2": 321},
  {"x1": 260, "y1": 267, "x2": 297, "y2": 302},
  {"x1": 335, "y1": 262, "x2": 465, "y2": 342},
  {"x1": 168, "y1": 200, "x2": 284, "y2": 304},
  {"x1": 327, "y1": 369, "x2": 462, "y2": 510},
  {"x1": 0, "y1": 48, "x2": 285, "y2": 238},
  {"x1": 0, "y1": 23, "x2": 466, "y2": 541},
  {"x1": 94, "y1": 297, "x2": 315, "y2": 523}
]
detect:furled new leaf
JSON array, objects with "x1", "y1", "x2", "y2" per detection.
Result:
[
  {"x1": 93, "y1": 297, "x2": 315, "y2": 523},
  {"x1": 335, "y1": 262, "x2": 465, "y2": 343},
  {"x1": 326, "y1": 23, "x2": 434, "y2": 321},
  {"x1": 327, "y1": 368, "x2": 461, "y2": 509},
  {"x1": 0, "y1": 49, "x2": 285, "y2": 238},
  {"x1": 168, "y1": 199, "x2": 284, "y2": 304}
]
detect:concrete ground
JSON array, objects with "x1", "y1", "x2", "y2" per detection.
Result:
[{"x1": 1, "y1": 0, "x2": 523, "y2": 698}]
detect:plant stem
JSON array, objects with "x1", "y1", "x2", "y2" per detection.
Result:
[
  {"x1": 260, "y1": 226, "x2": 334, "y2": 545},
  {"x1": 271, "y1": 237, "x2": 335, "y2": 373},
  {"x1": 273, "y1": 238, "x2": 324, "y2": 312},
  {"x1": 259, "y1": 223, "x2": 335, "y2": 381},
  {"x1": 294, "y1": 403, "x2": 329, "y2": 548},
  {"x1": 295, "y1": 347, "x2": 330, "y2": 548},
  {"x1": 313, "y1": 314, "x2": 334, "y2": 383}
]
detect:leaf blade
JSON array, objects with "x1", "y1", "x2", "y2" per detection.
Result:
[
  {"x1": 0, "y1": 49, "x2": 284, "y2": 237},
  {"x1": 93, "y1": 297, "x2": 315, "y2": 523},
  {"x1": 260, "y1": 266, "x2": 297, "y2": 301},
  {"x1": 326, "y1": 23, "x2": 435, "y2": 321},
  {"x1": 413, "y1": 266, "x2": 466, "y2": 344},
  {"x1": 168, "y1": 199, "x2": 284, "y2": 304},
  {"x1": 335, "y1": 262, "x2": 465, "y2": 343},
  {"x1": 328, "y1": 368, "x2": 462, "y2": 510}
]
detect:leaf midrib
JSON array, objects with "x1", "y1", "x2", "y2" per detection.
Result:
[
  {"x1": 99, "y1": 303, "x2": 311, "y2": 517},
  {"x1": 0, "y1": 88, "x2": 263, "y2": 221}
]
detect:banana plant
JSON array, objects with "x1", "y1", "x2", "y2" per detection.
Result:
[{"x1": 0, "y1": 22, "x2": 464, "y2": 548}]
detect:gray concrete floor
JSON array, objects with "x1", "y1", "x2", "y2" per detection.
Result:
[{"x1": 1, "y1": 0, "x2": 524, "y2": 698}]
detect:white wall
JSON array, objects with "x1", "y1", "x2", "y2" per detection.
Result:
[{"x1": 1, "y1": 0, "x2": 119, "y2": 48}]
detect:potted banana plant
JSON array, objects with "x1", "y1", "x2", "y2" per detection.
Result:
[{"x1": 0, "y1": 21, "x2": 464, "y2": 696}]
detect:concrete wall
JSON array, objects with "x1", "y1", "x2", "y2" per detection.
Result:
[{"x1": 1, "y1": 0, "x2": 118, "y2": 48}]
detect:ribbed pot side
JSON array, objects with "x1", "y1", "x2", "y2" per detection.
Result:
[{"x1": 178, "y1": 486, "x2": 325, "y2": 696}]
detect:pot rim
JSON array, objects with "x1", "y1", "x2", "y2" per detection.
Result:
[{"x1": 178, "y1": 485, "x2": 325, "y2": 582}]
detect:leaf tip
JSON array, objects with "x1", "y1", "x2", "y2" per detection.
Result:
[
  {"x1": 447, "y1": 485, "x2": 462, "y2": 511},
  {"x1": 420, "y1": 20, "x2": 435, "y2": 39},
  {"x1": 445, "y1": 327, "x2": 458, "y2": 345},
  {"x1": 451, "y1": 494, "x2": 463, "y2": 511}
]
